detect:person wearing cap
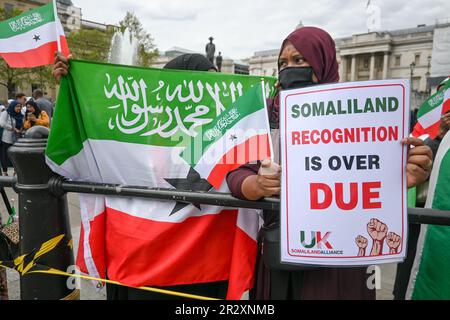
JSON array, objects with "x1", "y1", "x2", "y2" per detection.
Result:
[{"x1": 32, "y1": 89, "x2": 54, "y2": 120}]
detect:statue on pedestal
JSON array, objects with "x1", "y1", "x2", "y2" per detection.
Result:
[{"x1": 205, "y1": 37, "x2": 216, "y2": 64}]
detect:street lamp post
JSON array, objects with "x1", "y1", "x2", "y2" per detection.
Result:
[
  {"x1": 410, "y1": 62, "x2": 416, "y2": 90},
  {"x1": 410, "y1": 62, "x2": 416, "y2": 109},
  {"x1": 426, "y1": 55, "x2": 432, "y2": 96}
]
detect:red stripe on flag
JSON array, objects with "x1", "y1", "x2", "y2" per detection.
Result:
[
  {"x1": 76, "y1": 211, "x2": 106, "y2": 280},
  {"x1": 0, "y1": 36, "x2": 69, "y2": 68},
  {"x1": 443, "y1": 98, "x2": 450, "y2": 115},
  {"x1": 103, "y1": 207, "x2": 257, "y2": 299},
  {"x1": 227, "y1": 226, "x2": 258, "y2": 300},
  {"x1": 412, "y1": 122, "x2": 426, "y2": 138},
  {"x1": 412, "y1": 120, "x2": 441, "y2": 139},
  {"x1": 207, "y1": 134, "x2": 271, "y2": 190}
]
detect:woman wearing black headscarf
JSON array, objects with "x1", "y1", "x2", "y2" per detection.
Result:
[
  {"x1": 227, "y1": 26, "x2": 433, "y2": 300},
  {"x1": 164, "y1": 53, "x2": 217, "y2": 72},
  {"x1": 0, "y1": 101, "x2": 24, "y2": 176}
]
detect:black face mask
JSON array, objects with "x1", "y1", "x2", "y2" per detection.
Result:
[{"x1": 279, "y1": 67, "x2": 315, "y2": 90}]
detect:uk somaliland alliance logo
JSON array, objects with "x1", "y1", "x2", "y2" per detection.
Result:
[{"x1": 300, "y1": 231, "x2": 333, "y2": 249}]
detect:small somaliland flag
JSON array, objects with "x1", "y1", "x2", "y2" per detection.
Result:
[
  {"x1": 412, "y1": 83, "x2": 450, "y2": 139},
  {"x1": 0, "y1": 2, "x2": 70, "y2": 68}
]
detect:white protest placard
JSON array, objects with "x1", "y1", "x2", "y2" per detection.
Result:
[{"x1": 279, "y1": 80, "x2": 410, "y2": 266}]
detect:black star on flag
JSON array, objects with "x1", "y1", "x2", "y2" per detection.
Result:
[
  {"x1": 230, "y1": 134, "x2": 238, "y2": 142},
  {"x1": 165, "y1": 167, "x2": 213, "y2": 216},
  {"x1": 33, "y1": 35, "x2": 41, "y2": 42}
]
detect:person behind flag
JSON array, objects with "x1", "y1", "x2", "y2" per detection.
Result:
[
  {"x1": 393, "y1": 81, "x2": 450, "y2": 300},
  {"x1": 23, "y1": 100, "x2": 50, "y2": 130},
  {"x1": 227, "y1": 26, "x2": 434, "y2": 300},
  {"x1": 32, "y1": 89, "x2": 54, "y2": 119},
  {"x1": 405, "y1": 130, "x2": 450, "y2": 299},
  {"x1": 52, "y1": 52, "x2": 235, "y2": 300},
  {"x1": 164, "y1": 53, "x2": 217, "y2": 72}
]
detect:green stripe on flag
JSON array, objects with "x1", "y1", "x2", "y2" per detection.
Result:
[
  {"x1": 417, "y1": 83, "x2": 450, "y2": 118},
  {"x1": 411, "y1": 139, "x2": 450, "y2": 299},
  {"x1": 407, "y1": 187, "x2": 417, "y2": 208},
  {"x1": 45, "y1": 76, "x2": 87, "y2": 166},
  {"x1": 46, "y1": 60, "x2": 276, "y2": 166},
  {"x1": 0, "y1": 3, "x2": 54, "y2": 39}
]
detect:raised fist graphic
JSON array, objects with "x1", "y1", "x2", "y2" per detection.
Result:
[{"x1": 386, "y1": 232, "x2": 402, "y2": 254}]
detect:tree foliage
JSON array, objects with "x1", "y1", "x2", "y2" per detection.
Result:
[
  {"x1": 118, "y1": 12, "x2": 159, "y2": 67},
  {"x1": 67, "y1": 28, "x2": 114, "y2": 63}
]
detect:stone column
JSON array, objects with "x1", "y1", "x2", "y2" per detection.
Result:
[
  {"x1": 351, "y1": 55, "x2": 357, "y2": 82},
  {"x1": 383, "y1": 52, "x2": 390, "y2": 79},
  {"x1": 340, "y1": 56, "x2": 348, "y2": 82},
  {"x1": 370, "y1": 53, "x2": 376, "y2": 80}
]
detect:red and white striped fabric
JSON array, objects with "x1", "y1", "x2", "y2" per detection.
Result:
[{"x1": 412, "y1": 85, "x2": 450, "y2": 139}]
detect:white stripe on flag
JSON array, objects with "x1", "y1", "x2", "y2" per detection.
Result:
[
  {"x1": 194, "y1": 108, "x2": 269, "y2": 177},
  {"x1": 78, "y1": 194, "x2": 103, "y2": 283},
  {"x1": 418, "y1": 103, "x2": 443, "y2": 129}
]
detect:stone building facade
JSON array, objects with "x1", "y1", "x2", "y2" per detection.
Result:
[{"x1": 249, "y1": 23, "x2": 450, "y2": 109}]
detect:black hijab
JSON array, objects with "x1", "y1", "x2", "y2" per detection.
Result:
[
  {"x1": 7, "y1": 101, "x2": 24, "y2": 129},
  {"x1": 164, "y1": 54, "x2": 217, "y2": 71},
  {"x1": 25, "y1": 100, "x2": 41, "y2": 118}
]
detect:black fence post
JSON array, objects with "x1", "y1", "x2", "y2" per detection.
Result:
[{"x1": 8, "y1": 126, "x2": 77, "y2": 300}]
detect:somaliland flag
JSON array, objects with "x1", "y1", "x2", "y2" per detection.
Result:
[
  {"x1": 412, "y1": 84, "x2": 450, "y2": 139},
  {"x1": 0, "y1": 2, "x2": 70, "y2": 68},
  {"x1": 45, "y1": 60, "x2": 276, "y2": 299},
  {"x1": 406, "y1": 132, "x2": 450, "y2": 299}
]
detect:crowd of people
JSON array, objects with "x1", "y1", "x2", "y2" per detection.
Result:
[{"x1": 0, "y1": 90, "x2": 52, "y2": 176}]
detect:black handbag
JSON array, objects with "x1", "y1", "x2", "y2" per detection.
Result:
[
  {"x1": 262, "y1": 222, "x2": 318, "y2": 271},
  {"x1": 0, "y1": 222, "x2": 19, "y2": 261}
]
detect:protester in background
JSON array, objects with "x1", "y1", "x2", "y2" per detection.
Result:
[
  {"x1": 0, "y1": 101, "x2": 23, "y2": 176},
  {"x1": 393, "y1": 77, "x2": 450, "y2": 300},
  {"x1": 227, "y1": 26, "x2": 433, "y2": 300},
  {"x1": 15, "y1": 93, "x2": 27, "y2": 107},
  {"x1": 32, "y1": 89, "x2": 54, "y2": 120},
  {"x1": 23, "y1": 100, "x2": 50, "y2": 130}
]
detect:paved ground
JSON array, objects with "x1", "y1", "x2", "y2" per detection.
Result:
[{"x1": 1, "y1": 178, "x2": 397, "y2": 300}]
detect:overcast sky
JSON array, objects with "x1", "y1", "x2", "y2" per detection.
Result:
[{"x1": 73, "y1": 0, "x2": 450, "y2": 59}]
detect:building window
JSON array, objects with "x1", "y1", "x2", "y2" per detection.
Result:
[
  {"x1": 363, "y1": 57, "x2": 369, "y2": 69},
  {"x1": 412, "y1": 77, "x2": 421, "y2": 91},
  {"x1": 415, "y1": 54, "x2": 421, "y2": 66},
  {"x1": 395, "y1": 55, "x2": 401, "y2": 67},
  {"x1": 375, "y1": 56, "x2": 383, "y2": 69}
]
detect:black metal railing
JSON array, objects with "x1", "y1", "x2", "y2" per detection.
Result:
[{"x1": 1, "y1": 126, "x2": 450, "y2": 300}]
